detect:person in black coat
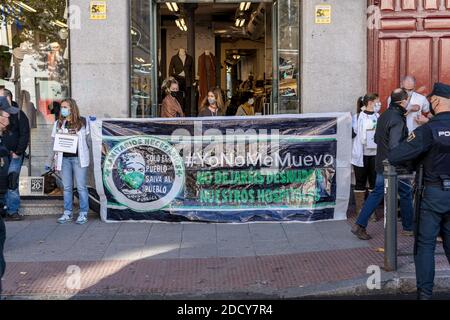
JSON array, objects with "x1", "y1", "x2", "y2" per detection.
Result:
[
  {"x1": 0, "y1": 95, "x2": 16, "y2": 295},
  {"x1": 0, "y1": 90, "x2": 30, "y2": 221}
]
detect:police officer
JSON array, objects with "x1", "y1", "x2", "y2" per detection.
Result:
[
  {"x1": 0, "y1": 96, "x2": 15, "y2": 294},
  {"x1": 388, "y1": 82, "x2": 450, "y2": 300}
]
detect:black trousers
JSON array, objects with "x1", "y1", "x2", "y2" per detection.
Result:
[
  {"x1": 0, "y1": 216, "x2": 5, "y2": 294},
  {"x1": 353, "y1": 155, "x2": 376, "y2": 191}
]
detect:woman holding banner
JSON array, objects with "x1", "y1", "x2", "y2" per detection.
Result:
[
  {"x1": 351, "y1": 93, "x2": 381, "y2": 220},
  {"x1": 47, "y1": 99, "x2": 90, "y2": 225}
]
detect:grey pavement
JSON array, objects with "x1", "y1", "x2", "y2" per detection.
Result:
[{"x1": 4, "y1": 216, "x2": 370, "y2": 263}]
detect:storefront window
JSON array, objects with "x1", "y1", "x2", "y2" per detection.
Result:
[
  {"x1": 130, "y1": 0, "x2": 153, "y2": 118},
  {"x1": 130, "y1": 0, "x2": 301, "y2": 117},
  {"x1": 277, "y1": 0, "x2": 300, "y2": 114},
  {"x1": 0, "y1": 0, "x2": 70, "y2": 177}
]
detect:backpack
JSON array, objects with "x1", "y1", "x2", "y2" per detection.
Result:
[{"x1": 42, "y1": 171, "x2": 58, "y2": 194}]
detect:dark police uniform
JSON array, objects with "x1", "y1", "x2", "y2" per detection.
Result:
[
  {"x1": 0, "y1": 96, "x2": 15, "y2": 294},
  {"x1": 388, "y1": 83, "x2": 450, "y2": 300}
]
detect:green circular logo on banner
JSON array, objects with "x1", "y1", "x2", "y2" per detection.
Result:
[{"x1": 103, "y1": 136, "x2": 185, "y2": 212}]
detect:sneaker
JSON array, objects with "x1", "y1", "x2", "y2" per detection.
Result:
[
  {"x1": 76, "y1": 213, "x2": 88, "y2": 225},
  {"x1": 401, "y1": 230, "x2": 414, "y2": 237},
  {"x1": 6, "y1": 213, "x2": 23, "y2": 221},
  {"x1": 351, "y1": 224, "x2": 372, "y2": 240},
  {"x1": 57, "y1": 213, "x2": 72, "y2": 224}
]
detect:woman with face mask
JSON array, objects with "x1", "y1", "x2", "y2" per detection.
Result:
[
  {"x1": 235, "y1": 92, "x2": 256, "y2": 116},
  {"x1": 351, "y1": 93, "x2": 381, "y2": 220},
  {"x1": 198, "y1": 88, "x2": 224, "y2": 117},
  {"x1": 47, "y1": 98, "x2": 90, "y2": 225},
  {"x1": 161, "y1": 77, "x2": 185, "y2": 118}
]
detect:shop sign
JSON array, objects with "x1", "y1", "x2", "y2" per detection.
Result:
[
  {"x1": 90, "y1": 1, "x2": 107, "y2": 20},
  {"x1": 19, "y1": 177, "x2": 45, "y2": 196},
  {"x1": 91, "y1": 114, "x2": 352, "y2": 223},
  {"x1": 315, "y1": 4, "x2": 332, "y2": 24}
]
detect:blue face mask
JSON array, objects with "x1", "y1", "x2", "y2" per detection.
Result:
[{"x1": 61, "y1": 108, "x2": 70, "y2": 118}]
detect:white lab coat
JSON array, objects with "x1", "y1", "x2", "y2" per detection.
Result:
[
  {"x1": 351, "y1": 112, "x2": 379, "y2": 167},
  {"x1": 50, "y1": 120, "x2": 90, "y2": 171}
]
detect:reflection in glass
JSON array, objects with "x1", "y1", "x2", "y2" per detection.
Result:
[
  {"x1": 131, "y1": 0, "x2": 152, "y2": 118},
  {"x1": 278, "y1": 0, "x2": 300, "y2": 114},
  {"x1": 0, "y1": 0, "x2": 70, "y2": 176}
]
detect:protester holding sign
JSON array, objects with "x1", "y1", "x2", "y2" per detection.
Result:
[
  {"x1": 351, "y1": 93, "x2": 380, "y2": 219},
  {"x1": 47, "y1": 98, "x2": 90, "y2": 225}
]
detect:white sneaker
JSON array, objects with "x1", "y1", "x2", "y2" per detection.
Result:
[
  {"x1": 57, "y1": 213, "x2": 72, "y2": 224},
  {"x1": 76, "y1": 213, "x2": 88, "y2": 225}
]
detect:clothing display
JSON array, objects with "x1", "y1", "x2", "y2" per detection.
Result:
[
  {"x1": 169, "y1": 50, "x2": 194, "y2": 115},
  {"x1": 198, "y1": 52, "x2": 216, "y2": 107}
]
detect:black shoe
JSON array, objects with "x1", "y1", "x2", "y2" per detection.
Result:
[
  {"x1": 417, "y1": 290, "x2": 432, "y2": 300},
  {"x1": 6, "y1": 213, "x2": 23, "y2": 221}
]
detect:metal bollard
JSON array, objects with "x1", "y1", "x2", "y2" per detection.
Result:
[{"x1": 383, "y1": 160, "x2": 398, "y2": 271}]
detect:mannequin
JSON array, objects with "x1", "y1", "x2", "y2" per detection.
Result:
[
  {"x1": 169, "y1": 48, "x2": 194, "y2": 115},
  {"x1": 198, "y1": 50, "x2": 216, "y2": 108}
]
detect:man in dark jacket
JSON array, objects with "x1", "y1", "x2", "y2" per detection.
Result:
[
  {"x1": 0, "y1": 89, "x2": 30, "y2": 221},
  {"x1": 351, "y1": 88, "x2": 414, "y2": 240},
  {"x1": 0, "y1": 96, "x2": 17, "y2": 294}
]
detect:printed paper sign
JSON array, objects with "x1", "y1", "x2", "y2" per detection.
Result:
[{"x1": 53, "y1": 133, "x2": 79, "y2": 154}]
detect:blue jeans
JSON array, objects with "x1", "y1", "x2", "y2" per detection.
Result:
[
  {"x1": 356, "y1": 173, "x2": 413, "y2": 231},
  {"x1": 5, "y1": 155, "x2": 23, "y2": 215},
  {"x1": 414, "y1": 188, "x2": 450, "y2": 297},
  {"x1": 61, "y1": 157, "x2": 89, "y2": 215}
]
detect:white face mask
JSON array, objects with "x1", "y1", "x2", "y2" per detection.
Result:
[{"x1": 374, "y1": 102, "x2": 382, "y2": 113}]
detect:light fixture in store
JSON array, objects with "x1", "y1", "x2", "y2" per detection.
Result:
[
  {"x1": 131, "y1": 29, "x2": 137, "y2": 36},
  {"x1": 166, "y1": 2, "x2": 179, "y2": 12},
  {"x1": 235, "y1": 18, "x2": 246, "y2": 28},
  {"x1": 232, "y1": 54, "x2": 241, "y2": 60},
  {"x1": 135, "y1": 57, "x2": 145, "y2": 63},
  {"x1": 175, "y1": 17, "x2": 187, "y2": 32},
  {"x1": 52, "y1": 20, "x2": 68, "y2": 28},
  {"x1": 239, "y1": 2, "x2": 251, "y2": 11},
  {"x1": 13, "y1": 1, "x2": 37, "y2": 13}
]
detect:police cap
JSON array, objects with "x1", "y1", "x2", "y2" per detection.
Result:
[{"x1": 428, "y1": 82, "x2": 450, "y2": 99}]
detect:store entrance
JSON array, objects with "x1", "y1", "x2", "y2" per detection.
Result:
[
  {"x1": 157, "y1": 1, "x2": 273, "y2": 117},
  {"x1": 131, "y1": 0, "x2": 301, "y2": 118}
]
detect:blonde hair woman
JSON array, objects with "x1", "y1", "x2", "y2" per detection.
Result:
[{"x1": 161, "y1": 77, "x2": 184, "y2": 118}]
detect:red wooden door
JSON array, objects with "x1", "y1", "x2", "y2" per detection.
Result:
[{"x1": 368, "y1": 0, "x2": 450, "y2": 110}]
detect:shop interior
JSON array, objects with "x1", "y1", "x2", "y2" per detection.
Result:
[{"x1": 131, "y1": 1, "x2": 300, "y2": 118}]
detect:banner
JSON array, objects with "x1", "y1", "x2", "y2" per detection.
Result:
[{"x1": 91, "y1": 114, "x2": 352, "y2": 223}]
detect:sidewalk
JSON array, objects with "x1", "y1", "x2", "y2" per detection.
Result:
[{"x1": 1, "y1": 206, "x2": 449, "y2": 299}]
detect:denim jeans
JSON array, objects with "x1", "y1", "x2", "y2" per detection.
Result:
[
  {"x1": 356, "y1": 173, "x2": 413, "y2": 231},
  {"x1": 61, "y1": 157, "x2": 89, "y2": 215},
  {"x1": 5, "y1": 155, "x2": 23, "y2": 215},
  {"x1": 414, "y1": 188, "x2": 450, "y2": 297}
]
